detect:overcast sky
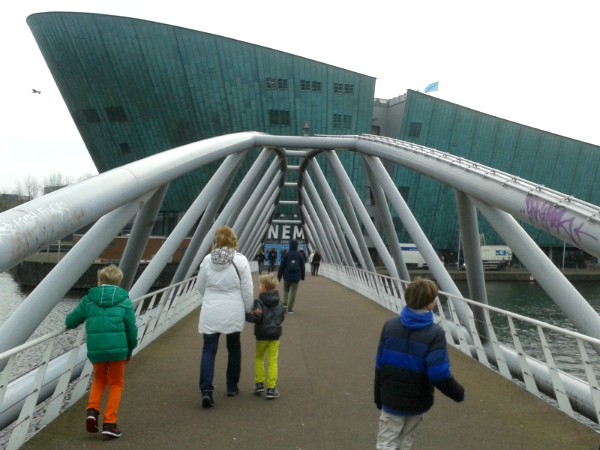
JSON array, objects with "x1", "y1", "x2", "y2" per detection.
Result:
[{"x1": 1, "y1": 1, "x2": 598, "y2": 193}]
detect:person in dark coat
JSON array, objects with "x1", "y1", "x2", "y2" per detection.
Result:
[
  {"x1": 255, "y1": 248, "x2": 265, "y2": 274},
  {"x1": 267, "y1": 247, "x2": 277, "y2": 273},
  {"x1": 246, "y1": 273, "x2": 285, "y2": 399},
  {"x1": 374, "y1": 278, "x2": 465, "y2": 449},
  {"x1": 277, "y1": 240, "x2": 305, "y2": 314},
  {"x1": 310, "y1": 249, "x2": 322, "y2": 276}
]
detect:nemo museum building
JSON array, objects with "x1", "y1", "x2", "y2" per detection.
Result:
[{"x1": 27, "y1": 12, "x2": 600, "y2": 266}]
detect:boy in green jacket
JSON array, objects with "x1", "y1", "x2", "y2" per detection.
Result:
[{"x1": 65, "y1": 264, "x2": 138, "y2": 439}]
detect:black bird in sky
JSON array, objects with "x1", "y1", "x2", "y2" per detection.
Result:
[{"x1": 32, "y1": 89, "x2": 41, "y2": 94}]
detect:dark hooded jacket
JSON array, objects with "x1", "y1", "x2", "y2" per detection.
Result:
[
  {"x1": 277, "y1": 240, "x2": 306, "y2": 283},
  {"x1": 246, "y1": 289, "x2": 285, "y2": 340},
  {"x1": 65, "y1": 284, "x2": 138, "y2": 363},
  {"x1": 374, "y1": 306, "x2": 464, "y2": 415}
]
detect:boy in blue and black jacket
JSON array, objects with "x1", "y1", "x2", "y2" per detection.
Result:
[
  {"x1": 374, "y1": 278, "x2": 464, "y2": 449},
  {"x1": 246, "y1": 273, "x2": 285, "y2": 399}
]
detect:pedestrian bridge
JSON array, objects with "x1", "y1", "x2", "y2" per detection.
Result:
[{"x1": 1, "y1": 133, "x2": 600, "y2": 448}]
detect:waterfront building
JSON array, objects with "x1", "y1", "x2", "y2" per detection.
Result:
[{"x1": 27, "y1": 12, "x2": 600, "y2": 264}]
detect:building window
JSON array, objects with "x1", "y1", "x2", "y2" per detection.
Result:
[
  {"x1": 343, "y1": 115, "x2": 352, "y2": 129},
  {"x1": 408, "y1": 122, "x2": 422, "y2": 138},
  {"x1": 105, "y1": 106, "x2": 127, "y2": 123},
  {"x1": 300, "y1": 80, "x2": 322, "y2": 92},
  {"x1": 82, "y1": 108, "x2": 101, "y2": 123},
  {"x1": 333, "y1": 114, "x2": 352, "y2": 129},
  {"x1": 333, "y1": 83, "x2": 343, "y2": 93},
  {"x1": 333, "y1": 114, "x2": 342, "y2": 128},
  {"x1": 344, "y1": 84, "x2": 354, "y2": 94},
  {"x1": 267, "y1": 78, "x2": 288, "y2": 90},
  {"x1": 269, "y1": 110, "x2": 291, "y2": 126}
]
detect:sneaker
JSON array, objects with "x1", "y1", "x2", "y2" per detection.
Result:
[
  {"x1": 287, "y1": 311, "x2": 294, "y2": 315},
  {"x1": 101, "y1": 423, "x2": 122, "y2": 438},
  {"x1": 266, "y1": 388, "x2": 280, "y2": 399},
  {"x1": 227, "y1": 388, "x2": 240, "y2": 397},
  {"x1": 253, "y1": 383, "x2": 265, "y2": 395},
  {"x1": 85, "y1": 408, "x2": 99, "y2": 433},
  {"x1": 201, "y1": 391, "x2": 214, "y2": 408}
]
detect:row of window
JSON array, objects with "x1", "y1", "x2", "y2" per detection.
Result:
[
  {"x1": 81, "y1": 105, "x2": 353, "y2": 130},
  {"x1": 268, "y1": 110, "x2": 352, "y2": 129},
  {"x1": 82, "y1": 106, "x2": 128, "y2": 124},
  {"x1": 267, "y1": 78, "x2": 353, "y2": 94}
]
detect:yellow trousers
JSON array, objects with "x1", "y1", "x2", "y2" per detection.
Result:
[{"x1": 254, "y1": 340, "x2": 280, "y2": 389}]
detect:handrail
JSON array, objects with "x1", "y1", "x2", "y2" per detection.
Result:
[
  {"x1": 0, "y1": 276, "x2": 201, "y2": 450},
  {"x1": 322, "y1": 263, "x2": 600, "y2": 428}
]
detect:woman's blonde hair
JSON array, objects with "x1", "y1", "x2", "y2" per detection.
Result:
[
  {"x1": 405, "y1": 278, "x2": 438, "y2": 309},
  {"x1": 214, "y1": 226, "x2": 238, "y2": 249},
  {"x1": 97, "y1": 264, "x2": 123, "y2": 286}
]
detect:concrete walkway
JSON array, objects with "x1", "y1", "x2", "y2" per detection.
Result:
[{"x1": 22, "y1": 274, "x2": 600, "y2": 449}]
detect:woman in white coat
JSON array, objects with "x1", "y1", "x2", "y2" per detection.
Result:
[{"x1": 197, "y1": 226, "x2": 254, "y2": 408}]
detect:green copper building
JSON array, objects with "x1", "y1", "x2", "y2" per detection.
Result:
[{"x1": 27, "y1": 12, "x2": 600, "y2": 264}]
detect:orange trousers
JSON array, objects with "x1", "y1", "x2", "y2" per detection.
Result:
[{"x1": 86, "y1": 361, "x2": 126, "y2": 424}]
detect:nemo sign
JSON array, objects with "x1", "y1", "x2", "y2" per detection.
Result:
[{"x1": 266, "y1": 224, "x2": 304, "y2": 241}]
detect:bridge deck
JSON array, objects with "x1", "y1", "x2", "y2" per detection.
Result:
[{"x1": 22, "y1": 274, "x2": 600, "y2": 449}]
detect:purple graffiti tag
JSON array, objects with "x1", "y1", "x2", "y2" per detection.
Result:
[{"x1": 524, "y1": 197, "x2": 597, "y2": 243}]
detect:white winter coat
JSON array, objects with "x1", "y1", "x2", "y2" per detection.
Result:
[{"x1": 197, "y1": 248, "x2": 254, "y2": 335}]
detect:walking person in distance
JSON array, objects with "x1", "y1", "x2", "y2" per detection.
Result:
[
  {"x1": 255, "y1": 248, "x2": 265, "y2": 274},
  {"x1": 310, "y1": 249, "x2": 322, "y2": 276},
  {"x1": 267, "y1": 247, "x2": 277, "y2": 273},
  {"x1": 197, "y1": 226, "x2": 254, "y2": 407},
  {"x1": 277, "y1": 239, "x2": 305, "y2": 314}
]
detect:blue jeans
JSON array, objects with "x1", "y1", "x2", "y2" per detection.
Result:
[{"x1": 199, "y1": 332, "x2": 241, "y2": 393}]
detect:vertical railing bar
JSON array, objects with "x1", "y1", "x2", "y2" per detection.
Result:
[
  {"x1": 482, "y1": 308, "x2": 512, "y2": 379},
  {"x1": 0, "y1": 354, "x2": 18, "y2": 409},
  {"x1": 508, "y1": 316, "x2": 539, "y2": 396},
  {"x1": 40, "y1": 327, "x2": 87, "y2": 427},
  {"x1": 537, "y1": 325, "x2": 574, "y2": 417},
  {"x1": 446, "y1": 297, "x2": 471, "y2": 354},
  {"x1": 577, "y1": 338, "x2": 600, "y2": 425},
  {"x1": 7, "y1": 336, "x2": 57, "y2": 450}
]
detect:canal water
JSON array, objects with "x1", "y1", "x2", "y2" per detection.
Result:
[
  {"x1": 2, "y1": 270, "x2": 600, "y2": 348},
  {"x1": 455, "y1": 279, "x2": 600, "y2": 329},
  {"x1": 0, "y1": 272, "x2": 81, "y2": 338}
]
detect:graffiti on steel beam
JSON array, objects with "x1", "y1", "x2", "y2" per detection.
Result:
[
  {"x1": 524, "y1": 197, "x2": 597, "y2": 243},
  {"x1": 0, "y1": 202, "x2": 72, "y2": 247}
]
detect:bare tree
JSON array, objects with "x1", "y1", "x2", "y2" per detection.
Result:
[
  {"x1": 22, "y1": 175, "x2": 42, "y2": 199},
  {"x1": 43, "y1": 172, "x2": 73, "y2": 193},
  {"x1": 77, "y1": 173, "x2": 95, "y2": 182}
]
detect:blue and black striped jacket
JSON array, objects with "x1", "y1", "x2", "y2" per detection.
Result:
[{"x1": 374, "y1": 306, "x2": 464, "y2": 415}]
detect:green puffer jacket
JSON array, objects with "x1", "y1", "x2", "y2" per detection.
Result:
[{"x1": 65, "y1": 285, "x2": 138, "y2": 363}]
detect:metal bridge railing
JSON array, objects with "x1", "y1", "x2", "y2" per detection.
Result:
[
  {"x1": 2, "y1": 263, "x2": 600, "y2": 448},
  {"x1": 322, "y1": 263, "x2": 600, "y2": 429},
  {"x1": 0, "y1": 277, "x2": 200, "y2": 450}
]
